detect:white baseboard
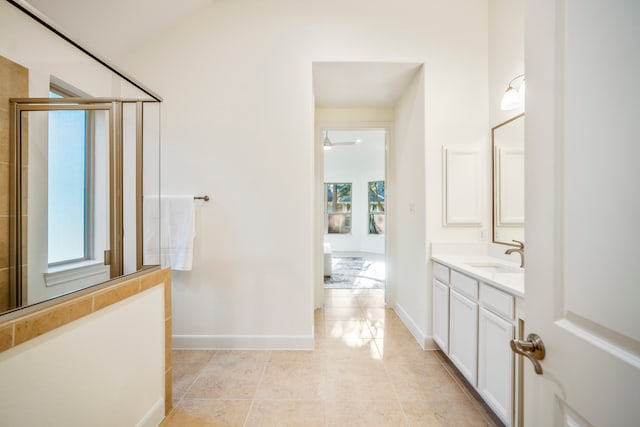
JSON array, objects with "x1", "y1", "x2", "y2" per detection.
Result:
[
  {"x1": 135, "y1": 398, "x2": 164, "y2": 427},
  {"x1": 423, "y1": 336, "x2": 438, "y2": 350},
  {"x1": 172, "y1": 334, "x2": 315, "y2": 350},
  {"x1": 393, "y1": 302, "x2": 431, "y2": 350}
]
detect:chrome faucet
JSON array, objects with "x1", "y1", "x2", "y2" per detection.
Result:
[{"x1": 505, "y1": 240, "x2": 525, "y2": 268}]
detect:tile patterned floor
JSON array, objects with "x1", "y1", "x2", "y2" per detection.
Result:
[{"x1": 161, "y1": 289, "x2": 503, "y2": 427}]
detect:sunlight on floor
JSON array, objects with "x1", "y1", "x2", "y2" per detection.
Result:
[{"x1": 163, "y1": 288, "x2": 501, "y2": 426}]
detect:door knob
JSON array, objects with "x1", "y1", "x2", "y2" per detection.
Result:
[{"x1": 510, "y1": 333, "x2": 545, "y2": 375}]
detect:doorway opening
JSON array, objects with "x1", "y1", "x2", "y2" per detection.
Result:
[{"x1": 322, "y1": 128, "x2": 386, "y2": 297}]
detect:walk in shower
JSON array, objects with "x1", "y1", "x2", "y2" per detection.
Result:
[{"x1": 5, "y1": 97, "x2": 160, "y2": 312}]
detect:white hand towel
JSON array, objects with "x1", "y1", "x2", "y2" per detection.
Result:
[
  {"x1": 143, "y1": 195, "x2": 196, "y2": 271},
  {"x1": 143, "y1": 195, "x2": 161, "y2": 266}
]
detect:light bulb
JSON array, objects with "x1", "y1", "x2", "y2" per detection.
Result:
[{"x1": 501, "y1": 86, "x2": 520, "y2": 110}]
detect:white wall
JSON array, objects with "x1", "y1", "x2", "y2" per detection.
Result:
[
  {"x1": 122, "y1": 0, "x2": 489, "y2": 349},
  {"x1": 0, "y1": 2, "x2": 148, "y2": 99},
  {"x1": 0, "y1": 286, "x2": 165, "y2": 427},
  {"x1": 389, "y1": 69, "x2": 429, "y2": 344},
  {"x1": 489, "y1": 0, "x2": 525, "y2": 128},
  {"x1": 488, "y1": 0, "x2": 525, "y2": 252},
  {"x1": 323, "y1": 129, "x2": 385, "y2": 254}
]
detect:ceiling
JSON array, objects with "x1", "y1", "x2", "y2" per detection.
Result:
[
  {"x1": 326, "y1": 129, "x2": 386, "y2": 145},
  {"x1": 22, "y1": 0, "x2": 213, "y2": 62},
  {"x1": 18, "y1": 2, "x2": 422, "y2": 109},
  {"x1": 313, "y1": 62, "x2": 422, "y2": 108}
]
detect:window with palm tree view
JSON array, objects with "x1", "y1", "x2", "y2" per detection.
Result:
[
  {"x1": 368, "y1": 181, "x2": 385, "y2": 234},
  {"x1": 326, "y1": 183, "x2": 352, "y2": 234}
]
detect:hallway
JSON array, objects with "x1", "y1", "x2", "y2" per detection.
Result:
[{"x1": 163, "y1": 289, "x2": 500, "y2": 426}]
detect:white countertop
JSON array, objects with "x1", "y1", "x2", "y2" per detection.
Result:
[{"x1": 431, "y1": 254, "x2": 525, "y2": 298}]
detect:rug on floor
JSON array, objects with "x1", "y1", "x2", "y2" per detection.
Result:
[{"x1": 324, "y1": 256, "x2": 385, "y2": 289}]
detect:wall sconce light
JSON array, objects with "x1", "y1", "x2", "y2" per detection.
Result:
[{"x1": 501, "y1": 73, "x2": 525, "y2": 111}]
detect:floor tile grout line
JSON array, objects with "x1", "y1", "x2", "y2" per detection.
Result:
[
  {"x1": 379, "y1": 345, "x2": 411, "y2": 426},
  {"x1": 241, "y1": 352, "x2": 271, "y2": 427},
  {"x1": 172, "y1": 350, "x2": 217, "y2": 410},
  {"x1": 436, "y1": 352, "x2": 504, "y2": 427}
]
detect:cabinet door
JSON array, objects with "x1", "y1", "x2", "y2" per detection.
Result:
[
  {"x1": 432, "y1": 279, "x2": 449, "y2": 353},
  {"x1": 449, "y1": 289, "x2": 478, "y2": 386},
  {"x1": 478, "y1": 307, "x2": 514, "y2": 426}
]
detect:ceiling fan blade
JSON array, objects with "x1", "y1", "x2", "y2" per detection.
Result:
[{"x1": 330, "y1": 140, "x2": 360, "y2": 146}]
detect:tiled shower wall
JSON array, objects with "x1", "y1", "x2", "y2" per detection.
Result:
[{"x1": 0, "y1": 55, "x2": 28, "y2": 312}]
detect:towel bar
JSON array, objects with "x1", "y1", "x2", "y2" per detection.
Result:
[{"x1": 194, "y1": 195, "x2": 209, "y2": 201}]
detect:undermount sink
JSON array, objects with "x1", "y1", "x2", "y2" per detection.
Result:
[{"x1": 463, "y1": 262, "x2": 523, "y2": 275}]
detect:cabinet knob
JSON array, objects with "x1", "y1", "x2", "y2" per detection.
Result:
[{"x1": 510, "y1": 333, "x2": 545, "y2": 374}]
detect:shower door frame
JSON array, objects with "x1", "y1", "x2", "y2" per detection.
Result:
[{"x1": 8, "y1": 98, "x2": 146, "y2": 309}]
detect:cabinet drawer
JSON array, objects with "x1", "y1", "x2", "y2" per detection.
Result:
[
  {"x1": 450, "y1": 270, "x2": 478, "y2": 300},
  {"x1": 433, "y1": 262, "x2": 450, "y2": 284},
  {"x1": 480, "y1": 283, "x2": 514, "y2": 320}
]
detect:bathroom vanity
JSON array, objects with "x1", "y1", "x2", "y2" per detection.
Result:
[{"x1": 431, "y1": 255, "x2": 524, "y2": 427}]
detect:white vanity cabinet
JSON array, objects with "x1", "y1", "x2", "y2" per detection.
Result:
[
  {"x1": 477, "y1": 282, "x2": 516, "y2": 427},
  {"x1": 432, "y1": 259, "x2": 521, "y2": 427},
  {"x1": 449, "y1": 288, "x2": 479, "y2": 385},
  {"x1": 432, "y1": 262, "x2": 450, "y2": 353},
  {"x1": 478, "y1": 306, "x2": 514, "y2": 425}
]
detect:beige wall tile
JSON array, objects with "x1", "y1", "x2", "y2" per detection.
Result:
[
  {"x1": 0, "y1": 109, "x2": 8, "y2": 163},
  {"x1": 165, "y1": 368, "x2": 173, "y2": 416},
  {"x1": 0, "y1": 216, "x2": 8, "y2": 269},
  {"x1": 0, "y1": 57, "x2": 13, "y2": 105},
  {"x1": 0, "y1": 57, "x2": 29, "y2": 103},
  {"x1": 140, "y1": 268, "x2": 166, "y2": 291},
  {"x1": 0, "y1": 55, "x2": 28, "y2": 172},
  {"x1": 14, "y1": 297, "x2": 92, "y2": 345},
  {"x1": 0, "y1": 322, "x2": 13, "y2": 351},
  {"x1": 0, "y1": 267, "x2": 9, "y2": 312},
  {"x1": 93, "y1": 278, "x2": 140, "y2": 311},
  {"x1": 0, "y1": 162, "x2": 8, "y2": 215},
  {"x1": 164, "y1": 275, "x2": 172, "y2": 317},
  {"x1": 165, "y1": 317, "x2": 172, "y2": 370}
]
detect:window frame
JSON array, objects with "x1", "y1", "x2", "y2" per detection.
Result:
[
  {"x1": 325, "y1": 182, "x2": 352, "y2": 234},
  {"x1": 47, "y1": 84, "x2": 95, "y2": 266},
  {"x1": 368, "y1": 180, "x2": 385, "y2": 235}
]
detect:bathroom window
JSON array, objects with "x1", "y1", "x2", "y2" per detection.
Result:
[
  {"x1": 368, "y1": 181, "x2": 385, "y2": 234},
  {"x1": 326, "y1": 182, "x2": 352, "y2": 234},
  {"x1": 48, "y1": 85, "x2": 93, "y2": 265}
]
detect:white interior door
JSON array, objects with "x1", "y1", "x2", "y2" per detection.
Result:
[{"x1": 524, "y1": 1, "x2": 640, "y2": 426}]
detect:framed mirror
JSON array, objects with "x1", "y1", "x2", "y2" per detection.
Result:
[{"x1": 492, "y1": 114, "x2": 524, "y2": 246}]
